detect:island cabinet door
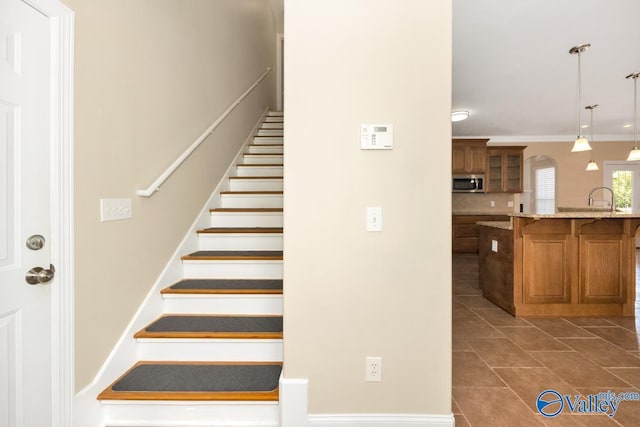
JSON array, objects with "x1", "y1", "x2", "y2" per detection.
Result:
[
  {"x1": 522, "y1": 235, "x2": 575, "y2": 304},
  {"x1": 579, "y1": 235, "x2": 629, "y2": 304}
]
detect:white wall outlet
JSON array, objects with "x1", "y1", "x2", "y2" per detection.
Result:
[
  {"x1": 507, "y1": 201, "x2": 514, "y2": 208},
  {"x1": 367, "y1": 207, "x2": 383, "y2": 231},
  {"x1": 366, "y1": 356, "x2": 382, "y2": 382},
  {"x1": 490, "y1": 200, "x2": 495, "y2": 207},
  {"x1": 491, "y1": 239, "x2": 498, "y2": 252},
  {"x1": 100, "y1": 198, "x2": 133, "y2": 222}
]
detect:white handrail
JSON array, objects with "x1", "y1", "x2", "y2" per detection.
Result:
[{"x1": 137, "y1": 67, "x2": 272, "y2": 197}]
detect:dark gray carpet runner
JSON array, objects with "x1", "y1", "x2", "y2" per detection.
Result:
[
  {"x1": 112, "y1": 364, "x2": 282, "y2": 392},
  {"x1": 168, "y1": 278, "x2": 283, "y2": 291},
  {"x1": 144, "y1": 316, "x2": 282, "y2": 333},
  {"x1": 184, "y1": 250, "x2": 283, "y2": 258}
]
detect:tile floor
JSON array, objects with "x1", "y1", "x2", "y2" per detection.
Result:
[{"x1": 453, "y1": 253, "x2": 640, "y2": 426}]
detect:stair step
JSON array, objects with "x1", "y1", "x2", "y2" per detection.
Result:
[
  {"x1": 267, "y1": 111, "x2": 283, "y2": 117},
  {"x1": 260, "y1": 122, "x2": 283, "y2": 129},
  {"x1": 257, "y1": 129, "x2": 282, "y2": 137},
  {"x1": 209, "y1": 209, "x2": 282, "y2": 231},
  {"x1": 135, "y1": 315, "x2": 283, "y2": 339},
  {"x1": 136, "y1": 337, "x2": 283, "y2": 362},
  {"x1": 242, "y1": 153, "x2": 284, "y2": 164},
  {"x1": 220, "y1": 191, "x2": 283, "y2": 208},
  {"x1": 264, "y1": 117, "x2": 283, "y2": 123},
  {"x1": 253, "y1": 136, "x2": 283, "y2": 145},
  {"x1": 236, "y1": 164, "x2": 283, "y2": 176},
  {"x1": 199, "y1": 227, "x2": 283, "y2": 234},
  {"x1": 162, "y1": 293, "x2": 283, "y2": 315},
  {"x1": 102, "y1": 402, "x2": 279, "y2": 427},
  {"x1": 162, "y1": 278, "x2": 283, "y2": 295},
  {"x1": 98, "y1": 361, "x2": 282, "y2": 401},
  {"x1": 229, "y1": 176, "x2": 283, "y2": 191},
  {"x1": 247, "y1": 144, "x2": 283, "y2": 154},
  {"x1": 182, "y1": 250, "x2": 283, "y2": 261}
]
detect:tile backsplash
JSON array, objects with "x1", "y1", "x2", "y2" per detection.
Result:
[{"x1": 452, "y1": 193, "x2": 521, "y2": 214}]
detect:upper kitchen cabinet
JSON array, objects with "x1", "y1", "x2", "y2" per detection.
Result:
[
  {"x1": 486, "y1": 146, "x2": 526, "y2": 193},
  {"x1": 452, "y1": 139, "x2": 488, "y2": 174}
]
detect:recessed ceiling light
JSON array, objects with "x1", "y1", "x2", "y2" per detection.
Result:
[{"x1": 451, "y1": 110, "x2": 469, "y2": 122}]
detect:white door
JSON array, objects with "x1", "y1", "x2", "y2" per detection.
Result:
[{"x1": 0, "y1": 0, "x2": 54, "y2": 425}]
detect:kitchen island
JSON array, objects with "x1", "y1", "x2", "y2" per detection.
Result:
[{"x1": 478, "y1": 213, "x2": 640, "y2": 317}]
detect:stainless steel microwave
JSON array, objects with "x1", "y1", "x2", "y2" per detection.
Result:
[{"x1": 452, "y1": 175, "x2": 484, "y2": 193}]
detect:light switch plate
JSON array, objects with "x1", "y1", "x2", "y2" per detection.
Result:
[
  {"x1": 367, "y1": 207, "x2": 383, "y2": 231},
  {"x1": 101, "y1": 198, "x2": 132, "y2": 222},
  {"x1": 491, "y1": 240, "x2": 498, "y2": 252}
]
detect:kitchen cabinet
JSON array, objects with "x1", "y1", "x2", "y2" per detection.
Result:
[
  {"x1": 486, "y1": 146, "x2": 525, "y2": 193},
  {"x1": 479, "y1": 216, "x2": 638, "y2": 317},
  {"x1": 452, "y1": 214, "x2": 510, "y2": 253},
  {"x1": 452, "y1": 139, "x2": 488, "y2": 175}
]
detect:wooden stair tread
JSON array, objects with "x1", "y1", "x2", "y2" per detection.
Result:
[
  {"x1": 198, "y1": 227, "x2": 283, "y2": 234},
  {"x1": 248, "y1": 143, "x2": 283, "y2": 146},
  {"x1": 244, "y1": 153, "x2": 283, "y2": 156},
  {"x1": 181, "y1": 250, "x2": 283, "y2": 261},
  {"x1": 134, "y1": 315, "x2": 283, "y2": 339},
  {"x1": 98, "y1": 361, "x2": 281, "y2": 401},
  {"x1": 161, "y1": 278, "x2": 282, "y2": 295},
  {"x1": 209, "y1": 208, "x2": 283, "y2": 213}
]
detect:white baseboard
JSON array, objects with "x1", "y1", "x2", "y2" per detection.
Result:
[
  {"x1": 308, "y1": 414, "x2": 455, "y2": 427},
  {"x1": 280, "y1": 375, "x2": 308, "y2": 427}
]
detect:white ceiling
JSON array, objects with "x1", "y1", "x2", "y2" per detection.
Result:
[{"x1": 452, "y1": 0, "x2": 640, "y2": 142}]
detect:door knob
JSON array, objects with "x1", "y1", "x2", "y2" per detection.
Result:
[{"x1": 25, "y1": 264, "x2": 55, "y2": 285}]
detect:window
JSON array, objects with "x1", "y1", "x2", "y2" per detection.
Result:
[
  {"x1": 604, "y1": 162, "x2": 640, "y2": 213},
  {"x1": 534, "y1": 166, "x2": 555, "y2": 214},
  {"x1": 612, "y1": 170, "x2": 632, "y2": 212}
]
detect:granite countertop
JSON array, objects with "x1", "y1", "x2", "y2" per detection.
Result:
[
  {"x1": 476, "y1": 220, "x2": 513, "y2": 230},
  {"x1": 512, "y1": 212, "x2": 640, "y2": 219},
  {"x1": 452, "y1": 211, "x2": 513, "y2": 216}
]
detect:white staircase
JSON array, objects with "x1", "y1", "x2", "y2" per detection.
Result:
[{"x1": 99, "y1": 111, "x2": 284, "y2": 427}]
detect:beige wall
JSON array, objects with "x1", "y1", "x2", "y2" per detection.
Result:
[
  {"x1": 284, "y1": 0, "x2": 452, "y2": 415},
  {"x1": 514, "y1": 140, "x2": 633, "y2": 207},
  {"x1": 64, "y1": 0, "x2": 276, "y2": 390}
]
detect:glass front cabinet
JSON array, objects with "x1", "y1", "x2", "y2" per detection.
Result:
[{"x1": 486, "y1": 147, "x2": 525, "y2": 193}]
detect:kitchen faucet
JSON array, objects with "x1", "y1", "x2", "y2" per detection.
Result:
[{"x1": 588, "y1": 186, "x2": 616, "y2": 212}]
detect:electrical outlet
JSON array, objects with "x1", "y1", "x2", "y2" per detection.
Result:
[
  {"x1": 366, "y1": 356, "x2": 382, "y2": 382},
  {"x1": 490, "y1": 200, "x2": 495, "y2": 207}
]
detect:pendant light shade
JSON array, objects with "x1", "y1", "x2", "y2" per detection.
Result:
[
  {"x1": 572, "y1": 136, "x2": 591, "y2": 152},
  {"x1": 585, "y1": 104, "x2": 599, "y2": 170},
  {"x1": 570, "y1": 44, "x2": 592, "y2": 152},
  {"x1": 626, "y1": 72, "x2": 640, "y2": 161}
]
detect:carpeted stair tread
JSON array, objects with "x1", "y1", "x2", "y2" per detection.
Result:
[
  {"x1": 198, "y1": 227, "x2": 283, "y2": 234},
  {"x1": 161, "y1": 278, "x2": 283, "y2": 295},
  {"x1": 98, "y1": 362, "x2": 281, "y2": 401},
  {"x1": 181, "y1": 250, "x2": 283, "y2": 261},
  {"x1": 134, "y1": 315, "x2": 283, "y2": 339}
]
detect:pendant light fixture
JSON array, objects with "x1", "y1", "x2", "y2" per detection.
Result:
[
  {"x1": 626, "y1": 72, "x2": 640, "y2": 161},
  {"x1": 570, "y1": 44, "x2": 592, "y2": 152},
  {"x1": 585, "y1": 104, "x2": 599, "y2": 171}
]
